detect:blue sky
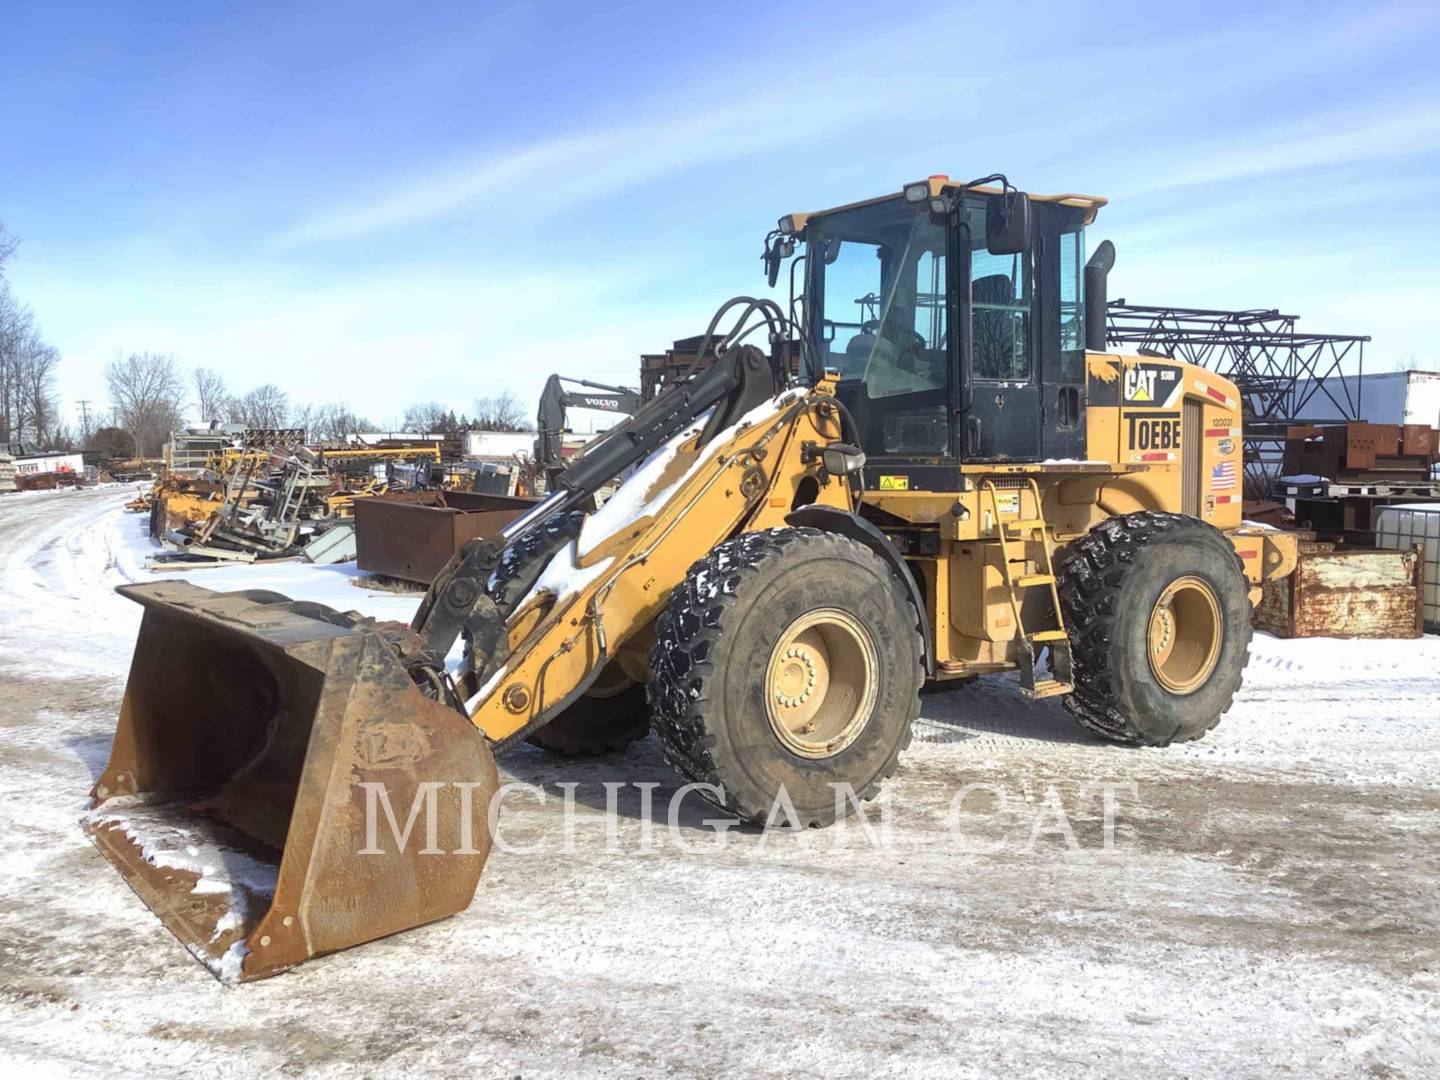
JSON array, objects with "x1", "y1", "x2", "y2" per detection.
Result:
[{"x1": 3, "y1": 0, "x2": 1439, "y2": 429}]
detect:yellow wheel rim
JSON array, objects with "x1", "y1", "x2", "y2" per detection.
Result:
[
  {"x1": 1147, "y1": 575, "x2": 1222, "y2": 695},
  {"x1": 764, "y1": 608, "x2": 878, "y2": 759},
  {"x1": 585, "y1": 662, "x2": 635, "y2": 700}
]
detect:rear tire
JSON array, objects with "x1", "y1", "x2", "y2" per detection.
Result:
[
  {"x1": 525, "y1": 663, "x2": 650, "y2": 756},
  {"x1": 1058, "y1": 511, "x2": 1251, "y2": 746},
  {"x1": 482, "y1": 511, "x2": 651, "y2": 755},
  {"x1": 648, "y1": 528, "x2": 924, "y2": 826}
]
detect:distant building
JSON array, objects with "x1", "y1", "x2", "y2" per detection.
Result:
[
  {"x1": 13, "y1": 451, "x2": 84, "y2": 477},
  {"x1": 1287, "y1": 370, "x2": 1440, "y2": 428},
  {"x1": 462, "y1": 430, "x2": 533, "y2": 458}
]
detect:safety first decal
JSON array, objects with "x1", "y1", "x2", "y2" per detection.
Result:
[{"x1": 1122, "y1": 363, "x2": 1183, "y2": 408}]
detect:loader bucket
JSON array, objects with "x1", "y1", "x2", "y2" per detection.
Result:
[{"x1": 84, "y1": 580, "x2": 498, "y2": 983}]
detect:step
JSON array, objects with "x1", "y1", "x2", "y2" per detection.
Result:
[
  {"x1": 1029, "y1": 629, "x2": 1069, "y2": 642},
  {"x1": 1023, "y1": 678, "x2": 1073, "y2": 700},
  {"x1": 1001, "y1": 518, "x2": 1046, "y2": 533},
  {"x1": 1016, "y1": 573, "x2": 1055, "y2": 588}
]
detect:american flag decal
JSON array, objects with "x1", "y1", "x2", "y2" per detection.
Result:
[{"x1": 1211, "y1": 461, "x2": 1237, "y2": 491}]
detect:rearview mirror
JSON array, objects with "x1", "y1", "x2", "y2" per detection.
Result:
[
  {"x1": 764, "y1": 237, "x2": 796, "y2": 287},
  {"x1": 986, "y1": 191, "x2": 1032, "y2": 255}
]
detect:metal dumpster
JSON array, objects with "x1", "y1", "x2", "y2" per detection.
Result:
[
  {"x1": 354, "y1": 490, "x2": 536, "y2": 584},
  {"x1": 1254, "y1": 541, "x2": 1424, "y2": 639}
]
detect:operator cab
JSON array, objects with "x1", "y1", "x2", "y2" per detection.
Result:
[{"x1": 773, "y1": 177, "x2": 1105, "y2": 486}]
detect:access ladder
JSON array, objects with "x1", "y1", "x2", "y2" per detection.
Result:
[{"x1": 979, "y1": 478, "x2": 1074, "y2": 700}]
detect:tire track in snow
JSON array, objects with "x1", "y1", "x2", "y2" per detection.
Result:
[{"x1": 0, "y1": 488, "x2": 147, "y2": 682}]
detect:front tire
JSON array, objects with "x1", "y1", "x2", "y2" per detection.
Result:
[
  {"x1": 1058, "y1": 511, "x2": 1251, "y2": 746},
  {"x1": 648, "y1": 528, "x2": 924, "y2": 826}
]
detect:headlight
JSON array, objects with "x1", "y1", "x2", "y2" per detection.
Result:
[
  {"x1": 778, "y1": 215, "x2": 796, "y2": 235},
  {"x1": 903, "y1": 182, "x2": 929, "y2": 203}
]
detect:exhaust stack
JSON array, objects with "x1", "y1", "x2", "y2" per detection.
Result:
[{"x1": 1085, "y1": 240, "x2": 1116, "y2": 352}]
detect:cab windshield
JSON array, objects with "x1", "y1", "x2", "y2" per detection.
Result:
[{"x1": 807, "y1": 198, "x2": 950, "y2": 456}]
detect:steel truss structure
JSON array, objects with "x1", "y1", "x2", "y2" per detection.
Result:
[{"x1": 1106, "y1": 302, "x2": 1370, "y2": 498}]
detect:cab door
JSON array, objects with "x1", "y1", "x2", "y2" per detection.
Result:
[
  {"x1": 1038, "y1": 218, "x2": 1088, "y2": 460},
  {"x1": 960, "y1": 228, "x2": 1041, "y2": 461}
]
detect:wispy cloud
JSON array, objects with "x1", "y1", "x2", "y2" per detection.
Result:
[
  {"x1": 273, "y1": 1, "x2": 1440, "y2": 249},
  {"x1": 1126, "y1": 102, "x2": 1440, "y2": 195},
  {"x1": 271, "y1": 47, "x2": 936, "y2": 247}
]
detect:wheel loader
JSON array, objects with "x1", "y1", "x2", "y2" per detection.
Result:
[{"x1": 84, "y1": 174, "x2": 1298, "y2": 982}]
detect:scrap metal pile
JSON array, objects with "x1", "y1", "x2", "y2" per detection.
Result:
[
  {"x1": 1251, "y1": 420, "x2": 1440, "y2": 639},
  {"x1": 1279, "y1": 421, "x2": 1440, "y2": 540},
  {"x1": 141, "y1": 429, "x2": 442, "y2": 564}
]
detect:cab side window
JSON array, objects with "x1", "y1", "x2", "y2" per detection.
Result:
[
  {"x1": 1059, "y1": 228, "x2": 1085, "y2": 381},
  {"x1": 971, "y1": 244, "x2": 1030, "y2": 381}
]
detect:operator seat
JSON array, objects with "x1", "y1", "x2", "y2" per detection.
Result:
[{"x1": 844, "y1": 326, "x2": 896, "y2": 379}]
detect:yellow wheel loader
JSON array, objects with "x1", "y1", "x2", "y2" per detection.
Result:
[{"x1": 85, "y1": 174, "x2": 1298, "y2": 981}]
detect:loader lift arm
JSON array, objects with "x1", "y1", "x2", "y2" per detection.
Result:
[
  {"x1": 407, "y1": 327, "x2": 784, "y2": 700},
  {"x1": 463, "y1": 377, "x2": 854, "y2": 748}
]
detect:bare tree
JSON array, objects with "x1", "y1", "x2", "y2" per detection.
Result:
[
  {"x1": 0, "y1": 224, "x2": 16, "y2": 278},
  {"x1": 308, "y1": 403, "x2": 376, "y2": 442},
  {"x1": 0, "y1": 224, "x2": 70, "y2": 451},
  {"x1": 0, "y1": 285, "x2": 30, "y2": 444},
  {"x1": 403, "y1": 401, "x2": 451, "y2": 433},
  {"x1": 47, "y1": 421, "x2": 76, "y2": 452},
  {"x1": 289, "y1": 402, "x2": 316, "y2": 440},
  {"x1": 105, "y1": 351, "x2": 185, "y2": 457},
  {"x1": 22, "y1": 336, "x2": 59, "y2": 445},
  {"x1": 192, "y1": 367, "x2": 229, "y2": 423},
  {"x1": 227, "y1": 384, "x2": 290, "y2": 429},
  {"x1": 472, "y1": 390, "x2": 530, "y2": 432},
  {"x1": 0, "y1": 289, "x2": 62, "y2": 448}
]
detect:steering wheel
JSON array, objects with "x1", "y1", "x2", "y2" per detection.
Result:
[{"x1": 889, "y1": 326, "x2": 928, "y2": 372}]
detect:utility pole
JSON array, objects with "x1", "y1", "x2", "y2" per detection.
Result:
[{"x1": 77, "y1": 400, "x2": 93, "y2": 446}]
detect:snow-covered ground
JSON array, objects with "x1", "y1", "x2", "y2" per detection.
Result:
[{"x1": 2, "y1": 486, "x2": 1438, "y2": 1077}]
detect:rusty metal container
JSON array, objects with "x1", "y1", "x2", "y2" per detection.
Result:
[
  {"x1": 354, "y1": 490, "x2": 536, "y2": 584},
  {"x1": 1254, "y1": 542, "x2": 1423, "y2": 639}
]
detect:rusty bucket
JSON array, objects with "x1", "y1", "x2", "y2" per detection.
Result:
[{"x1": 84, "y1": 581, "x2": 498, "y2": 983}]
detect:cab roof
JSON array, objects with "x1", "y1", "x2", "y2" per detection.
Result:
[{"x1": 783, "y1": 177, "x2": 1108, "y2": 234}]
